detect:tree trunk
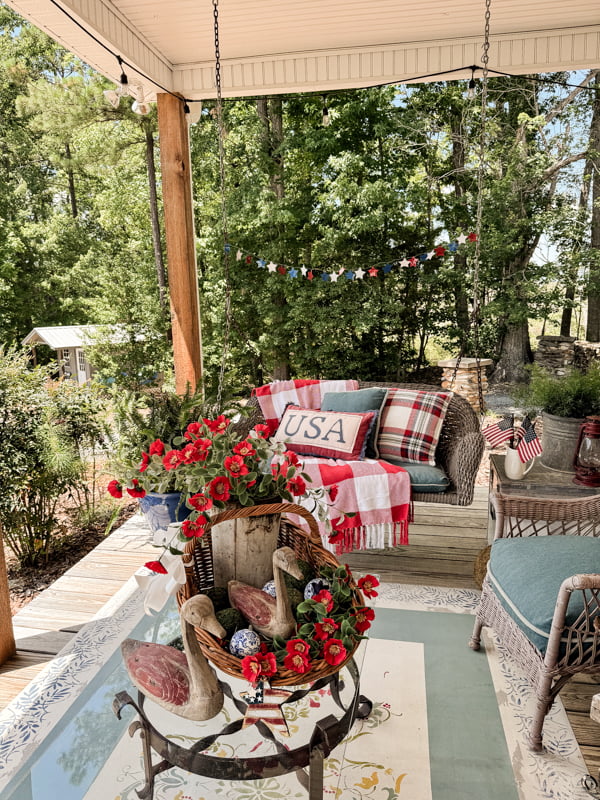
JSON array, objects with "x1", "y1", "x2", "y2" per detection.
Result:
[
  {"x1": 145, "y1": 125, "x2": 169, "y2": 321},
  {"x1": 449, "y1": 107, "x2": 471, "y2": 345},
  {"x1": 586, "y1": 77, "x2": 600, "y2": 341},
  {"x1": 64, "y1": 142, "x2": 77, "y2": 218},
  {"x1": 491, "y1": 319, "x2": 533, "y2": 383},
  {"x1": 560, "y1": 157, "x2": 592, "y2": 336}
]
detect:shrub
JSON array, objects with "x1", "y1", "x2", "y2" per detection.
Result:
[{"x1": 520, "y1": 364, "x2": 600, "y2": 418}]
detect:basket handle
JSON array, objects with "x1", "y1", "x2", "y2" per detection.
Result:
[{"x1": 181, "y1": 501, "x2": 322, "y2": 564}]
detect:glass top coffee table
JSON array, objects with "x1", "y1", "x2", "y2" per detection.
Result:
[{"x1": 0, "y1": 589, "x2": 370, "y2": 800}]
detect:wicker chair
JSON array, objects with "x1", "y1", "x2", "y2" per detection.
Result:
[
  {"x1": 235, "y1": 381, "x2": 484, "y2": 506},
  {"x1": 469, "y1": 518, "x2": 600, "y2": 751}
]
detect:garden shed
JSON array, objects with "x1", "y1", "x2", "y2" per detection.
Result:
[{"x1": 22, "y1": 325, "x2": 100, "y2": 384}]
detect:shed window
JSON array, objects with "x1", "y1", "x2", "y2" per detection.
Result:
[{"x1": 77, "y1": 350, "x2": 86, "y2": 372}]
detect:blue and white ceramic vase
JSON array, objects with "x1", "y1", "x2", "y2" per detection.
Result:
[{"x1": 138, "y1": 492, "x2": 192, "y2": 535}]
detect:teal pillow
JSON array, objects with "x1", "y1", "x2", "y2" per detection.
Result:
[
  {"x1": 393, "y1": 462, "x2": 450, "y2": 493},
  {"x1": 488, "y1": 536, "x2": 600, "y2": 655},
  {"x1": 321, "y1": 388, "x2": 388, "y2": 459}
]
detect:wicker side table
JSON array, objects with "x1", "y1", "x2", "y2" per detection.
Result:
[{"x1": 488, "y1": 454, "x2": 600, "y2": 540}]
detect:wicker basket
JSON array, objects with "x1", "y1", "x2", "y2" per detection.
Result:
[{"x1": 177, "y1": 502, "x2": 365, "y2": 686}]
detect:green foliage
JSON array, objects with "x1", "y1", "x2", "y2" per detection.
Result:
[
  {"x1": 0, "y1": 347, "x2": 108, "y2": 565},
  {"x1": 520, "y1": 364, "x2": 600, "y2": 418}
]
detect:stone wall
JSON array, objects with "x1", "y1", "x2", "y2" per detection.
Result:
[{"x1": 534, "y1": 335, "x2": 600, "y2": 375}]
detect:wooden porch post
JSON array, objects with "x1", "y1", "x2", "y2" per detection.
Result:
[
  {"x1": 156, "y1": 93, "x2": 203, "y2": 394},
  {"x1": 0, "y1": 526, "x2": 16, "y2": 665}
]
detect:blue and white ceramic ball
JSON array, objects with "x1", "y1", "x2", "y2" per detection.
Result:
[
  {"x1": 304, "y1": 578, "x2": 330, "y2": 600},
  {"x1": 229, "y1": 628, "x2": 261, "y2": 658},
  {"x1": 262, "y1": 580, "x2": 277, "y2": 597}
]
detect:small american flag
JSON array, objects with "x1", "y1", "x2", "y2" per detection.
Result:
[
  {"x1": 483, "y1": 414, "x2": 515, "y2": 447},
  {"x1": 517, "y1": 416, "x2": 543, "y2": 463}
]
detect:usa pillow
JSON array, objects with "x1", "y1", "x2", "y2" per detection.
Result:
[
  {"x1": 274, "y1": 405, "x2": 375, "y2": 461},
  {"x1": 377, "y1": 389, "x2": 452, "y2": 465}
]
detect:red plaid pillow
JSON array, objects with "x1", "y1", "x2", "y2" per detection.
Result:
[{"x1": 377, "y1": 389, "x2": 452, "y2": 465}]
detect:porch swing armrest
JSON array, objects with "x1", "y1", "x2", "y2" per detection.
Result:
[{"x1": 443, "y1": 431, "x2": 486, "y2": 505}]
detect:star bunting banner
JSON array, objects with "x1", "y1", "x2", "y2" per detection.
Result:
[{"x1": 224, "y1": 232, "x2": 477, "y2": 282}]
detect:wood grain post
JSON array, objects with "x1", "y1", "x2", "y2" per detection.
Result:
[
  {"x1": 0, "y1": 526, "x2": 16, "y2": 665},
  {"x1": 156, "y1": 93, "x2": 203, "y2": 395}
]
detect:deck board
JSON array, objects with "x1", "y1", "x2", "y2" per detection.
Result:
[{"x1": 3, "y1": 492, "x2": 600, "y2": 776}]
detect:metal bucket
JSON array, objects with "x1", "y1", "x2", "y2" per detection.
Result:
[{"x1": 541, "y1": 412, "x2": 586, "y2": 472}]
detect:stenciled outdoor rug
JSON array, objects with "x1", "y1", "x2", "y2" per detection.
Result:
[
  {"x1": 84, "y1": 585, "x2": 593, "y2": 800},
  {"x1": 1, "y1": 583, "x2": 595, "y2": 800}
]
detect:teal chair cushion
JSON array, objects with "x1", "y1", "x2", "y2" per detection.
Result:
[
  {"x1": 392, "y1": 462, "x2": 450, "y2": 493},
  {"x1": 488, "y1": 535, "x2": 600, "y2": 653}
]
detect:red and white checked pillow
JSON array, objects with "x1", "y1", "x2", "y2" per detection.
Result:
[{"x1": 377, "y1": 389, "x2": 452, "y2": 465}]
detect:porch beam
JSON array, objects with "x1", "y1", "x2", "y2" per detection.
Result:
[
  {"x1": 156, "y1": 93, "x2": 203, "y2": 394},
  {"x1": 0, "y1": 527, "x2": 16, "y2": 666}
]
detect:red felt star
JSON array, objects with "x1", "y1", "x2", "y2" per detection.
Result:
[
  {"x1": 434, "y1": 246, "x2": 446, "y2": 257},
  {"x1": 307, "y1": 270, "x2": 314, "y2": 280},
  {"x1": 468, "y1": 232, "x2": 478, "y2": 242},
  {"x1": 245, "y1": 255, "x2": 252, "y2": 265},
  {"x1": 409, "y1": 257, "x2": 418, "y2": 267},
  {"x1": 368, "y1": 267, "x2": 379, "y2": 277},
  {"x1": 277, "y1": 265, "x2": 286, "y2": 274}
]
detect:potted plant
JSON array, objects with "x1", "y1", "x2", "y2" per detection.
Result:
[
  {"x1": 108, "y1": 411, "x2": 341, "y2": 587},
  {"x1": 520, "y1": 364, "x2": 600, "y2": 471}
]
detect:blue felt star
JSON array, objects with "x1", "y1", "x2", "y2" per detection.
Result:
[
  {"x1": 288, "y1": 268, "x2": 298, "y2": 278},
  {"x1": 321, "y1": 272, "x2": 329, "y2": 281},
  {"x1": 449, "y1": 242, "x2": 458, "y2": 252},
  {"x1": 345, "y1": 271, "x2": 355, "y2": 280},
  {"x1": 224, "y1": 244, "x2": 231, "y2": 253},
  {"x1": 419, "y1": 253, "x2": 428, "y2": 262},
  {"x1": 257, "y1": 259, "x2": 266, "y2": 268},
  {"x1": 383, "y1": 263, "x2": 393, "y2": 273}
]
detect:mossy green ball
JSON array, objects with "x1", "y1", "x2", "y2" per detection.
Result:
[
  {"x1": 205, "y1": 587, "x2": 229, "y2": 612},
  {"x1": 216, "y1": 607, "x2": 245, "y2": 637}
]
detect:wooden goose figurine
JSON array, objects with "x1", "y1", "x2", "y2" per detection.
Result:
[
  {"x1": 228, "y1": 546, "x2": 303, "y2": 639},
  {"x1": 121, "y1": 595, "x2": 226, "y2": 721}
]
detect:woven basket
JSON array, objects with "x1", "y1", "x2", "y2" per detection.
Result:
[{"x1": 177, "y1": 502, "x2": 364, "y2": 686}]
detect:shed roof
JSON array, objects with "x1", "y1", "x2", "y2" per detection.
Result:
[
  {"x1": 3, "y1": 0, "x2": 600, "y2": 100},
  {"x1": 23, "y1": 325, "x2": 110, "y2": 349}
]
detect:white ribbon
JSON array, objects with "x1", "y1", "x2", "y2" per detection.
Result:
[{"x1": 134, "y1": 550, "x2": 186, "y2": 615}]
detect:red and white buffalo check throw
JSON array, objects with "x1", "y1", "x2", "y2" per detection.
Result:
[
  {"x1": 292, "y1": 457, "x2": 412, "y2": 554},
  {"x1": 252, "y1": 379, "x2": 359, "y2": 431}
]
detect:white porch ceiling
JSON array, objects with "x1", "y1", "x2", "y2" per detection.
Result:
[{"x1": 4, "y1": 0, "x2": 600, "y2": 100}]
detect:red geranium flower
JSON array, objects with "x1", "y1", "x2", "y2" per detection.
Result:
[
  {"x1": 144, "y1": 560, "x2": 167, "y2": 574},
  {"x1": 271, "y1": 461, "x2": 289, "y2": 480},
  {"x1": 286, "y1": 638, "x2": 310, "y2": 655},
  {"x1": 162, "y1": 449, "x2": 183, "y2": 471},
  {"x1": 314, "y1": 618, "x2": 339, "y2": 640},
  {"x1": 139, "y1": 452, "x2": 150, "y2": 472},
  {"x1": 224, "y1": 454, "x2": 249, "y2": 477},
  {"x1": 323, "y1": 639, "x2": 347, "y2": 666},
  {"x1": 252, "y1": 423, "x2": 272, "y2": 439},
  {"x1": 188, "y1": 493, "x2": 213, "y2": 512},
  {"x1": 241, "y1": 654, "x2": 262, "y2": 684},
  {"x1": 233, "y1": 439, "x2": 256, "y2": 458},
  {"x1": 208, "y1": 476, "x2": 231, "y2": 502},
  {"x1": 312, "y1": 590, "x2": 334, "y2": 613},
  {"x1": 286, "y1": 475, "x2": 306, "y2": 496},
  {"x1": 184, "y1": 422, "x2": 204, "y2": 441},
  {"x1": 351, "y1": 606, "x2": 375, "y2": 633},
  {"x1": 203, "y1": 415, "x2": 230, "y2": 434},
  {"x1": 282, "y1": 450, "x2": 301, "y2": 467},
  {"x1": 357, "y1": 574, "x2": 380, "y2": 598},
  {"x1": 283, "y1": 651, "x2": 311, "y2": 674},
  {"x1": 181, "y1": 516, "x2": 208, "y2": 538},
  {"x1": 126, "y1": 479, "x2": 146, "y2": 498},
  {"x1": 328, "y1": 484, "x2": 339, "y2": 502},
  {"x1": 107, "y1": 479, "x2": 123, "y2": 499},
  {"x1": 258, "y1": 651, "x2": 277, "y2": 678},
  {"x1": 148, "y1": 439, "x2": 165, "y2": 456}
]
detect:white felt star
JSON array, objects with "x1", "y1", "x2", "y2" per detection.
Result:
[
  {"x1": 400, "y1": 258, "x2": 410, "y2": 268},
  {"x1": 236, "y1": 250, "x2": 243, "y2": 261},
  {"x1": 354, "y1": 267, "x2": 365, "y2": 279},
  {"x1": 329, "y1": 272, "x2": 339, "y2": 282},
  {"x1": 300, "y1": 266, "x2": 308, "y2": 276},
  {"x1": 267, "y1": 262, "x2": 278, "y2": 273},
  {"x1": 427, "y1": 250, "x2": 436, "y2": 260},
  {"x1": 457, "y1": 233, "x2": 467, "y2": 244}
]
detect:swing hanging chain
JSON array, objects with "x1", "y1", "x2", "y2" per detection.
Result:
[
  {"x1": 213, "y1": 0, "x2": 232, "y2": 408},
  {"x1": 450, "y1": 0, "x2": 491, "y2": 419}
]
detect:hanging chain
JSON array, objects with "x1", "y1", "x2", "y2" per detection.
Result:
[
  {"x1": 451, "y1": 0, "x2": 491, "y2": 418},
  {"x1": 213, "y1": 0, "x2": 232, "y2": 409}
]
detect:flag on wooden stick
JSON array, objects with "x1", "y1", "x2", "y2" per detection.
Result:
[
  {"x1": 517, "y1": 416, "x2": 543, "y2": 463},
  {"x1": 483, "y1": 414, "x2": 515, "y2": 447}
]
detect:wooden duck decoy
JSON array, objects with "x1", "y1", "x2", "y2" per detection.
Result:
[
  {"x1": 121, "y1": 595, "x2": 226, "y2": 721},
  {"x1": 228, "y1": 546, "x2": 303, "y2": 639}
]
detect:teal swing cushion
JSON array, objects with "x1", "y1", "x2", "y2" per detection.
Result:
[
  {"x1": 392, "y1": 462, "x2": 450, "y2": 493},
  {"x1": 487, "y1": 535, "x2": 600, "y2": 654}
]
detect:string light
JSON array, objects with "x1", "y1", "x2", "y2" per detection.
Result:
[
  {"x1": 322, "y1": 95, "x2": 330, "y2": 126},
  {"x1": 467, "y1": 66, "x2": 477, "y2": 99}
]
